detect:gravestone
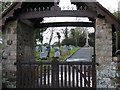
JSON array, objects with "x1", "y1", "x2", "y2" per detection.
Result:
[
  {"x1": 41, "y1": 46, "x2": 46, "y2": 52},
  {"x1": 54, "y1": 47, "x2": 61, "y2": 58},
  {"x1": 36, "y1": 46, "x2": 40, "y2": 52},
  {"x1": 40, "y1": 46, "x2": 48, "y2": 59},
  {"x1": 68, "y1": 46, "x2": 71, "y2": 50},
  {"x1": 62, "y1": 45, "x2": 68, "y2": 53}
]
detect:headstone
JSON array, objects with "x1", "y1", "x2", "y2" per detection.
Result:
[
  {"x1": 40, "y1": 46, "x2": 47, "y2": 59},
  {"x1": 55, "y1": 51, "x2": 61, "y2": 58},
  {"x1": 40, "y1": 52, "x2": 46, "y2": 59},
  {"x1": 54, "y1": 47, "x2": 61, "y2": 57},
  {"x1": 68, "y1": 46, "x2": 71, "y2": 50},
  {"x1": 36, "y1": 46, "x2": 40, "y2": 52},
  {"x1": 62, "y1": 45, "x2": 68, "y2": 52},
  {"x1": 54, "y1": 47, "x2": 59, "y2": 52},
  {"x1": 69, "y1": 45, "x2": 73, "y2": 50}
]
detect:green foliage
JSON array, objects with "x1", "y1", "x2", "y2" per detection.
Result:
[
  {"x1": 0, "y1": 2, "x2": 13, "y2": 13},
  {"x1": 62, "y1": 28, "x2": 86, "y2": 47},
  {"x1": 35, "y1": 28, "x2": 47, "y2": 44},
  {"x1": 113, "y1": 11, "x2": 120, "y2": 20},
  {"x1": 88, "y1": 33, "x2": 95, "y2": 47}
]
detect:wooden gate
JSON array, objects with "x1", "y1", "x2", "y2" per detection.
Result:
[{"x1": 16, "y1": 59, "x2": 96, "y2": 88}]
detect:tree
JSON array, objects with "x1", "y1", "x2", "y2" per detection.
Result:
[
  {"x1": 88, "y1": 33, "x2": 95, "y2": 47},
  {"x1": 61, "y1": 27, "x2": 86, "y2": 47},
  {"x1": 113, "y1": 11, "x2": 120, "y2": 20},
  {"x1": 61, "y1": 27, "x2": 69, "y2": 40},
  {"x1": 56, "y1": 32, "x2": 61, "y2": 48},
  {"x1": 35, "y1": 28, "x2": 47, "y2": 44},
  {"x1": 0, "y1": 2, "x2": 13, "y2": 13},
  {"x1": 47, "y1": 28, "x2": 54, "y2": 57}
]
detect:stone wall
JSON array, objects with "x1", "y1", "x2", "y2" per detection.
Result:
[
  {"x1": 95, "y1": 18, "x2": 119, "y2": 88},
  {"x1": 2, "y1": 20, "x2": 35, "y2": 88},
  {"x1": 2, "y1": 20, "x2": 17, "y2": 88},
  {"x1": 0, "y1": 28, "x2": 2, "y2": 90}
]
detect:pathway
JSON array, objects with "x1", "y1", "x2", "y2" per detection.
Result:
[{"x1": 66, "y1": 47, "x2": 93, "y2": 62}]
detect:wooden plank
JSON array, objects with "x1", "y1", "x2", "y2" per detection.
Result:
[
  {"x1": 68, "y1": 65, "x2": 71, "y2": 87},
  {"x1": 19, "y1": 10, "x2": 97, "y2": 19},
  {"x1": 35, "y1": 66, "x2": 39, "y2": 88},
  {"x1": 44, "y1": 66, "x2": 46, "y2": 86},
  {"x1": 84, "y1": 65, "x2": 86, "y2": 88},
  {"x1": 29, "y1": 66, "x2": 33, "y2": 88},
  {"x1": 64, "y1": 65, "x2": 67, "y2": 87},
  {"x1": 47, "y1": 66, "x2": 50, "y2": 87},
  {"x1": 40, "y1": 65, "x2": 42, "y2": 87},
  {"x1": 16, "y1": 65, "x2": 21, "y2": 88},
  {"x1": 80, "y1": 65, "x2": 82, "y2": 87},
  {"x1": 61, "y1": 65, "x2": 63, "y2": 87},
  {"x1": 72, "y1": 66, "x2": 75, "y2": 87},
  {"x1": 35, "y1": 22, "x2": 94, "y2": 28},
  {"x1": 24, "y1": 66, "x2": 28, "y2": 88},
  {"x1": 21, "y1": 66, "x2": 25, "y2": 88},
  {"x1": 88, "y1": 66, "x2": 91, "y2": 87},
  {"x1": 92, "y1": 64, "x2": 96, "y2": 88},
  {"x1": 15, "y1": 61, "x2": 94, "y2": 65},
  {"x1": 76, "y1": 65, "x2": 79, "y2": 87},
  {"x1": 56, "y1": 65, "x2": 59, "y2": 87}
]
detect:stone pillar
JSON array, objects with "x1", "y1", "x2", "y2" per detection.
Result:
[
  {"x1": 0, "y1": 27, "x2": 2, "y2": 90},
  {"x1": 95, "y1": 18, "x2": 117, "y2": 88},
  {"x1": 2, "y1": 20, "x2": 35, "y2": 88},
  {"x1": 2, "y1": 21, "x2": 17, "y2": 88}
]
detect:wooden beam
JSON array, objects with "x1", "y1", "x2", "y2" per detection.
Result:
[
  {"x1": 19, "y1": 10, "x2": 97, "y2": 19},
  {"x1": 116, "y1": 31, "x2": 120, "y2": 50},
  {"x1": 18, "y1": 19, "x2": 34, "y2": 28},
  {"x1": 35, "y1": 22, "x2": 94, "y2": 28}
]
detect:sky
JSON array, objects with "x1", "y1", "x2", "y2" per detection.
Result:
[
  {"x1": 97, "y1": 0, "x2": 119, "y2": 12},
  {"x1": 42, "y1": 0, "x2": 120, "y2": 45}
]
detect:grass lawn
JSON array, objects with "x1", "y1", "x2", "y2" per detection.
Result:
[{"x1": 36, "y1": 47, "x2": 80, "y2": 62}]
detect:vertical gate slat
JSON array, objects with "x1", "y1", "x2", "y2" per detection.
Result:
[
  {"x1": 25, "y1": 66, "x2": 28, "y2": 88},
  {"x1": 16, "y1": 65, "x2": 21, "y2": 88},
  {"x1": 76, "y1": 65, "x2": 78, "y2": 87},
  {"x1": 84, "y1": 65, "x2": 86, "y2": 88},
  {"x1": 47, "y1": 66, "x2": 50, "y2": 87},
  {"x1": 56, "y1": 64, "x2": 59, "y2": 88},
  {"x1": 31, "y1": 66, "x2": 35, "y2": 88},
  {"x1": 19, "y1": 65, "x2": 22, "y2": 88},
  {"x1": 61, "y1": 65, "x2": 63, "y2": 87},
  {"x1": 22, "y1": 66, "x2": 25, "y2": 88},
  {"x1": 88, "y1": 66, "x2": 91, "y2": 87},
  {"x1": 80, "y1": 65, "x2": 82, "y2": 87},
  {"x1": 35, "y1": 65, "x2": 39, "y2": 88},
  {"x1": 64, "y1": 65, "x2": 67, "y2": 87},
  {"x1": 44, "y1": 66, "x2": 46, "y2": 87},
  {"x1": 68, "y1": 65, "x2": 71, "y2": 87},
  {"x1": 40, "y1": 65, "x2": 42, "y2": 87},
  {"x1": 30, "y1": 66, "x2": 33, "y2": 88},
  {"x1": 92, "y1": 64, "x2": 96, "y2": 88},
  {"x1": 72, "y1": 66, "x2": 75, "y2": 87},
  {"x1": 31, "y1": 65, "x2": 36, "y2": 88}
]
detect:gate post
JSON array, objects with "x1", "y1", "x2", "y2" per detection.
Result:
[{"x1": 52, "y1": 57, "x2": 59, "y2": 88}]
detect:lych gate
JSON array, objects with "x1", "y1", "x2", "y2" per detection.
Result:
[{"x1": 1, "y1": 0, "x2": 120, "y2": 89}]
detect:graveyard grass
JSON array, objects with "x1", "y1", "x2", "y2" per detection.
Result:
[{"x1": 36, "y1": 47, "x2": 80, "y2": 62}]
